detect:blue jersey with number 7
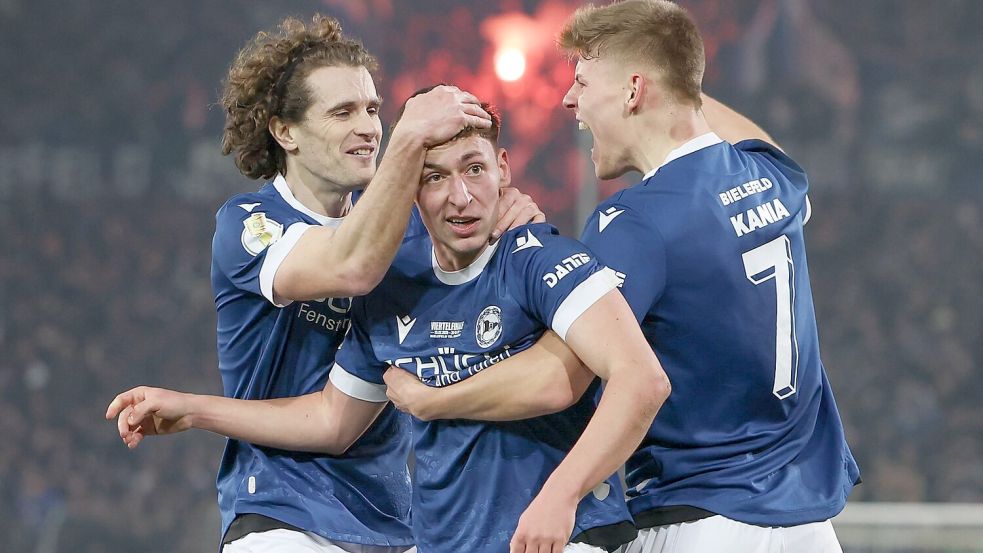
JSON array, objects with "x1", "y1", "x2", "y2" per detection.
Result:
[{"x1": 579, "y1": 133, "x2": 860, "y2": 527}]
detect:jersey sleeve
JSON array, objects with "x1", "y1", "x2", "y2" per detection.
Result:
[
  {"x1": 506, "y1": 225, "x2": 620, "y2": 340},
  {"x1": 579, "y1": 203, "x2": 667, "y2": 323},
  {"x1": 329, "y1": 297, "x2": 389, "y2": 402},
  {"x1": 212, "y1": 200, "x2": 313, "y2": 307}
]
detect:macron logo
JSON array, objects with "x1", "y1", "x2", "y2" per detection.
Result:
[
  {"x1": 512, "y1": 230, "x2": 544, "y2": 253},
  {"x1": 238, "y1": 202, "x2": 261, "y2": 213},
  {"x1": 396, "y1": 315, "x2": 416, "y2": 345},
  {"x1": 598, "y1": 207, "x2": 625, "y2": 232}
]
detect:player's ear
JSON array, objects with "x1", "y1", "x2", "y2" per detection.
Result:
[
  {"x1": 626, "y1": 73, "x2": 645, "y2": 115},
  {"x1": 269, "y1": 116, "x2": 299, "y2": 153},
  {"x1": 497, "y1": 148, "x2": 512, "y2": 188}
]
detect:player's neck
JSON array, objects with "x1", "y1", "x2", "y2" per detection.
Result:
[
  {"x1": 633, "y1": 107, "x2": 712, "y2": 175},
  {"x1": 282, "y1": 163, "x2": 353, "y2": 218},
  {"x1": 433, "y1": 242, "x2": 487, "y2": 273}
]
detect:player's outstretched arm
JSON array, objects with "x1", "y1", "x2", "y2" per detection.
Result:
[
  {"x1": 701, "y1": 93, "x2": 783, "y2": 150},
  {"x1": 510, "y1": 289, "x2": 670, "y2": 553},
  {"x1": 273, "y1": 86, "x2": 493, "y2": 301},
  {"x1": 105, "y1": 383, "x2": 385, "y2": 456},
  {"x1": 384, "y1": 330, "x2": 595, "y2": 422}
]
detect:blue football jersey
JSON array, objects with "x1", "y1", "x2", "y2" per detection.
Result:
[
  {"x1": 330, "y1": 223, "x2": 635, "y2": 553},
  {"x1": 579, "y1": 134, "x2": 860, "y2": 527},
  {"x1": 210, "y1": 175, "x2": 423, "y2": 545}
]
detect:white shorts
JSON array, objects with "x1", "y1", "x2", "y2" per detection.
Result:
[
  {"x1": 223, "y1": 528, "x2": 603, "y2": 553},
  {"x1": 622, "y1": 516, "x2": 842, "y2": 553},
  {"x1": 565, "y1": 543, "x2": 608, "y2": 553},
  {"x1": 223, "y1": 528, "x2": 415, "y2": 553}
]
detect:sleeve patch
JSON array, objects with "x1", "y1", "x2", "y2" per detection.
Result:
[{"x1": 241, "y1": 212, "x2": 284, "y2": 256}]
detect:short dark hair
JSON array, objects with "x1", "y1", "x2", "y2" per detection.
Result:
[{"x1": 389, "y1": 85, "x2": 501, "y2": 147}]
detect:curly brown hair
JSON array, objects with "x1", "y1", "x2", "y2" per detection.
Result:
[{"x1": 220, "y1": 14, "x2": 379, "y2": 180}]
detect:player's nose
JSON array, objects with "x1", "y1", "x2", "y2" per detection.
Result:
[
  {"x1": 447, "y1": 176, "x2": 472, "y2": 208},
  {"x1": 353, "y1": 111, "x2": 380, "y2": 138},
  {"x1": 562, "y1": 86, "x2": 578, "y2": 110}
]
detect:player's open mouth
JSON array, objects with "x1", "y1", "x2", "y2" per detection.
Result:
[
  {"x1": 447, "y1": 217, "x2": 479, "y2": 235},
  {"x1": 347, "y1": 146, "x2": 376, "y2": 158}
]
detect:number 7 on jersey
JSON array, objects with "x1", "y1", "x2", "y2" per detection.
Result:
[{"x1": 742, "y1": 235, "x2": 798, "y2": 400}]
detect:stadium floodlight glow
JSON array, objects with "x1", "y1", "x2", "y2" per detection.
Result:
[{"x1": 494, "y1": 47, "x2": 526, "y2": 82}]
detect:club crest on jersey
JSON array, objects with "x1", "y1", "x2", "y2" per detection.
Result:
[
  {"x1": 241, "y1": 212, "x2": 283, "y2": 256},
  {"x1": 475, "y1": 305, "x2": 503, "y2": 348}
]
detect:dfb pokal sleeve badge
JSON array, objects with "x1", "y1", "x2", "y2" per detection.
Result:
[{"x1": 241, "y1": 212, "x2": 284, "y2": 256}]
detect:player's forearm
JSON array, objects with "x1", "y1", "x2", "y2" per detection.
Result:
[
  {"x1": 701, "y1": 94, "x2": 780, "y2": 148},
  {"x1": 336, "y1": 131, "x2": 426, "y2": 280},
  {"x1": 188, "y1": 392, "x2": 343, "y2": 453},
  {"x1": 320, "y1": 131, "x2": 427, "y2": 296},
  {"x1": 539, "y1": 366, "x2": 669, "y2": 502},
  {"x1": 415, "y1": 332, "x2": 592, "y2": 421}
]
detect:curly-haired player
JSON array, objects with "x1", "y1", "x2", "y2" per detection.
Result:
[{"x1": 108, "y1": 13, "x2": 520, "y2": 553}]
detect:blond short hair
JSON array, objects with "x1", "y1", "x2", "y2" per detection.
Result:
[{"x1": 559, "y1": 0, "x2": 705, "y2": 107}]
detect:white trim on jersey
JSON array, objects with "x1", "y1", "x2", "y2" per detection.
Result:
[
  {"x1": 273, "y1": 175, "x2": 346, "y2": 228},
  {"x1": 644, "y1": 132, "x2": 723, "y2": 180},
  {"x1": 551, "y1": 268, "x2": 621, "y2": 340},
  {"x1": 329, "y1": 363, "x2": 389, "y2": 403},
  {"x1": 803, "y1": 195, "x2": 812, "y2": 226},
  {"x1": 432, "y1": 240, "x2": 501, "y2": 285},
  {"x1": 259, "y1": 222, "x2": 310, "y2": 307}
]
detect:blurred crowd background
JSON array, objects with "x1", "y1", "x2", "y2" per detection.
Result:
[{"x1": 2, "y1": 1, "x2": 981, "y2": 551}]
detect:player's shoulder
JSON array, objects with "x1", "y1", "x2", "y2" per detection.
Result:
[
  {"x1": 215, "y1": 182, "x2": 312, "y2": 237},
  {"x1": 217, "y1": 183, "x2": 291, "y2": 219},
  {"x1": 731, "y1": 139, "x2": 806, "y2": 180},
  {"x1": 499, "y1": 223, "x2": 596, "y2": 271},
  {"x1": 386, "y1": 232, "x2": 434, "y2": 280},
  {"x1": 499, "y1": 222, "x2": 577, "y2": 254},
  {"x1": 588, "y1": 189, "x2": 658, "y2": 232}
]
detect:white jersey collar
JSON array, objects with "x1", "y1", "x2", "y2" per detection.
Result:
[
  {"x1": 273, "y1": 174, "x2": 346, "y2": 228},
  {"x1": 642, "y1": 132, "x2": 724, "y2": 180},
  {"x1": 432, "y1": 239, "x2": 500, "y2": 285}
]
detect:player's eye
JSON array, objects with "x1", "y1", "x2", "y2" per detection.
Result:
[
  {"x1": 466, "y1": 164, "x2": 483, "y2": 176},
  {"x1": 423, "y1": 173, "x2": 444, "y2": 184},
  {"x1": 334, "y1": 110, "x2": 350, "y2": 118},
  {"x1": 367, "y1": 106, "x2": 380, "y2": 116}
]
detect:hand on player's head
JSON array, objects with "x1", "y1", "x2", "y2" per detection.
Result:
[{"x1": 391, "y1": 85, "x2": 492, "y2": 148}]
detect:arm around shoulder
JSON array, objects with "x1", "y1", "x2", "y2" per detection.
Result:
[{"x1": 383, "y1": 330, "x2": 595, "y2": 422}]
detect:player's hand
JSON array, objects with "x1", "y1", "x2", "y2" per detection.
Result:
[
  {"x1": 492, "y1": 187, "x2": 546, "y2": 243},
  {"x1": 105, "y1": 386, "x2": 195, "y2": 449},
  {"x1": 383, "y1": 367, "x2": 440, "y2": 421},
  {"x1": 392, "y1": 85, "x2": 492, "y2": 148},
  {"x1": 510, "y1": 487, "x2": 578, "y2": 553}
]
